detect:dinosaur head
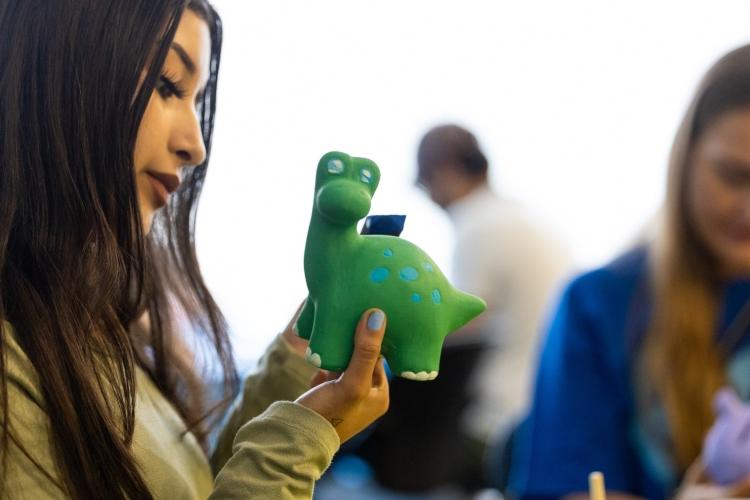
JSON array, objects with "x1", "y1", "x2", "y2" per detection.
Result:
[{"x1": 314, "y1": 151, "x2": 381, "y2": 226}]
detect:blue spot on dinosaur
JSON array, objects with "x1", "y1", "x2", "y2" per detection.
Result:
[
  {"x1": 399, "y1": 267, "x2": 418, "y2": 281},
  {"x1": 384, "y1": 249, "x2": 394, "y2": 257},
  {"x1": 412, "y1": 293, "x2": 422, "y2": 303},
  {"x1": 422, "y1": 262, "x2": 434, "y2": 272},
  {"x1": 371, "y1": 267, "x2": 389, "y2": 283},
  {"x1": 432, "y1": 289, "x2": 442, "y2": 304}
]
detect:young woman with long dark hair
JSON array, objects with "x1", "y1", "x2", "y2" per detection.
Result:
[{"x1": 0, "y1": 1, "x2": 389, "y2": 498}]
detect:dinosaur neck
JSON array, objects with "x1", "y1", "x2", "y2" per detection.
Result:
[{"x1": 304, "y1": 211, "x2": 360, "y2": 284}]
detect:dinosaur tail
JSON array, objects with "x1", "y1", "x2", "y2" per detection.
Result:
[{"x1": 449, "y1": 289, "x2": 487, "y2": 333}]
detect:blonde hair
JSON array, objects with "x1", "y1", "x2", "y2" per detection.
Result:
[{"x1": 644, "y1": 44, "x2": 750, "y2": 471}]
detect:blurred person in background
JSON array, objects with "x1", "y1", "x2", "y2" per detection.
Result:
[
  {"x1": 508, "y1": 44, "x2": 750, "y2": 499},
  {"x1": 0, "y1": 1, "x2": 389, "y2": 498},
  {"x1": 348, "y1": 124, "x2": 572, "y2": 496}
]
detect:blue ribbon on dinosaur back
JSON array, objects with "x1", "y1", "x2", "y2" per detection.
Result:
[
  {"x1": 296, "y1": 151, "x2": 486, "y2": 381},
  {"x1": 361, "y1": 214, "x2": 406, "y2": 237}
]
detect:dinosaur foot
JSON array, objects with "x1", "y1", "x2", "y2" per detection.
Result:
[
  {"x1": 400, "y1": 370, "x2": 438, "y2": 381},
  {"x1": 305, "y1": 347, "x2": 322, "y2": 368}
]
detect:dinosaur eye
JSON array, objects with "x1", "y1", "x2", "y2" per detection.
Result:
[
  {"x1": 360, "y1": 169, "x2": 372, "y2": 184},
  {"x1": 327, "y1": 159, "x2": 345, "y2": 175}
]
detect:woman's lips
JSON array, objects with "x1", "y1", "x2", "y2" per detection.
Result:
[{"x1": 146, "y1": 171, "x2": 180, "y2": 207}]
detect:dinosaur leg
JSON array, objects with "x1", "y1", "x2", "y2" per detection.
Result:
[
  {"x1": 386, "y1": 329, "x2": 443, "y2": 381},
  {"x1": 306, "y1": 307, "x2": 356, "y2": 373},
  {"x1": 295, "y1": 296, "x2": 315, "y2": 340}
]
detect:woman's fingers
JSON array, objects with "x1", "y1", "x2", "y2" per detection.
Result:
[
  {"x1": 728, "y1": 474, "x2": 750, "y2": 496},
  {"x1": 310, "y1": 370, "x2": 339, "y2": 388},
  {"x1": 296, "y1": 309, "x2": 390, "y2": 443},
  {"x1": 372, "y1": 356, "x2": 387, "y2": 389},
  {"x1": 340, "y1": 309, "x2": 386, "y2": 397},
  {"x1": 281, "y1": 299, "x2": 310, "y2": 355},
  {"x1": 310, "y1": 370, "x2": 328, "y2": 388}
]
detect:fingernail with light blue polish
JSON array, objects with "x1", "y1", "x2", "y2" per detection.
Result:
[{"x1": 367, "y1": 310, "x2": 384, "y2": 331}]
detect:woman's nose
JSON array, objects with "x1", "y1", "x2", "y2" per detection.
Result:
[{"x1": 171, "y1": 111, "x2": 207, "y2": 167}]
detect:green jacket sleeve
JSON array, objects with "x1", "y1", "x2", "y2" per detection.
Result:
[
  {"x1": 208, "y1": 334, "x2": 339, "y2": 499},
  {"x1": 210, "y1": 334, "x2": 323, "y2": 473},
  {"x1": 209, "y1": 401, "x2": 339, "y2": 499},
  {"x1": 1, "y1": 326, "x2": 340, "y2": 500}
]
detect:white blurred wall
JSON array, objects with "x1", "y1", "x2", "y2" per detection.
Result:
[{"x1": 198, "y1": 0, "x2": 750, "y2": 364}]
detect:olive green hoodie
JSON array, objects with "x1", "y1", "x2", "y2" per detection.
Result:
[{"x1": 1, "y1": 324, "x2": 339, "y2": 499}]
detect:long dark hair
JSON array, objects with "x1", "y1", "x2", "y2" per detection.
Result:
[{"x1": 0, "y1": 1, "x2": 237, "y2": 498}]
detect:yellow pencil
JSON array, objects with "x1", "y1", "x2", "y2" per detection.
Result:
[{"x1": 589, "y1": 471, "x2": 606, "y2": 500}]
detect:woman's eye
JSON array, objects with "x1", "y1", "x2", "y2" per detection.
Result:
[
  {"x1": 156, "y1": 75, "x2": 186, "y2": 99},
  {"x1": 716, "y1": 163, "x2": 750, "y2": 186}
]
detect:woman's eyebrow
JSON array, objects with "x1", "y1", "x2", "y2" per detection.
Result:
[{"x1": 170, "y1": 42, "x2": 196, "y2": 74}]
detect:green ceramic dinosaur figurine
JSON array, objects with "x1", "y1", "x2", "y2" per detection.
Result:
[{"x1": 296, "y1": 151, "x2": 486, "y2": 380}]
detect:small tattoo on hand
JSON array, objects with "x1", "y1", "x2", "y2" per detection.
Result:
[{"x1": 330, "y1": 418, "x2": 344, "y2": 427}]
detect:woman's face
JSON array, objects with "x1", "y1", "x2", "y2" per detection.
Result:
[
  {"x1": 133, "y1": 10, "x2": 210, "y2": 232},
  {"x1": 689, "y1": 107, "x2": 750, "y2": 277}
]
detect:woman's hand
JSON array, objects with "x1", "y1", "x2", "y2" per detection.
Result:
[
  {"x1": 726, "y1": 475, "x2": 750, "y2": 496},
  {"x1": 281, "y1": 300, "x2": 310, "y2": 356},
  {"x1": 296, "y1": 309, "x2": 390, "y2": 443},
  {"x1": 676, "y1": 458, "x2": 750, "y2": 499}
]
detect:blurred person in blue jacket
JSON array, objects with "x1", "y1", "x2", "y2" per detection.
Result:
[{"x1": 508, "y1": 45, "x2": 750, "y2": 500}]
